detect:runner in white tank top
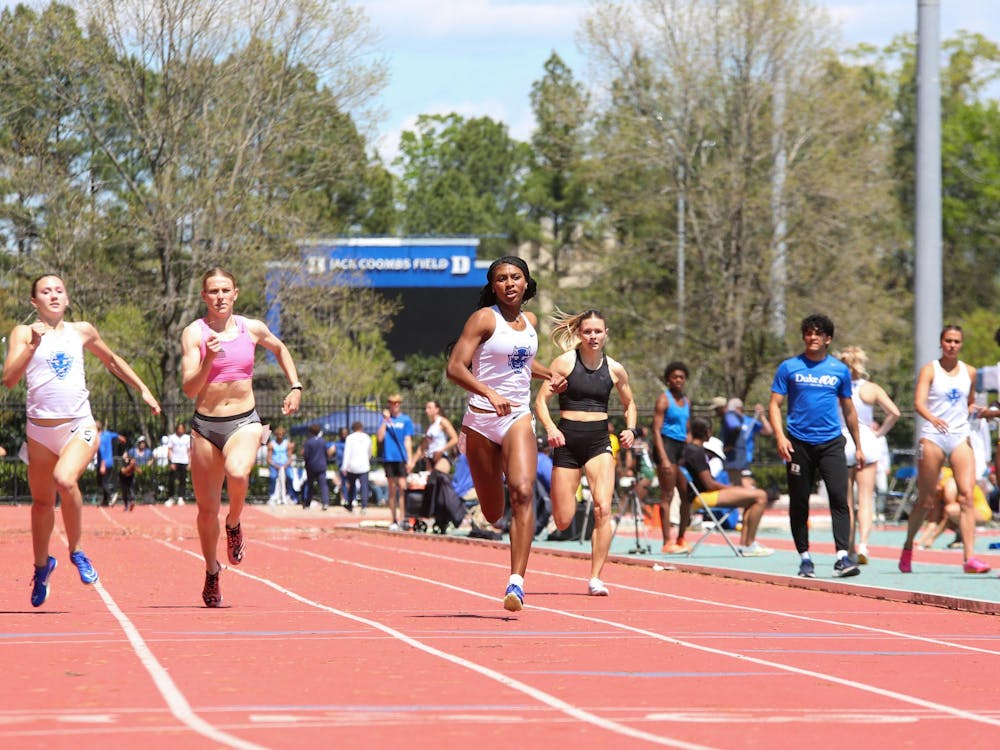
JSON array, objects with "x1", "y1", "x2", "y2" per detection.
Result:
[
  {"x1": 446, "y1": 256, "x2": 567, "y2": 613},
  {"x1": 921, "y1": 359, "x2": 972, "y2": 440},
  {"x1": 467, "y1": 306, "x2": 537, "y2": 413},
  {"x1": 2, "y1": 274, "x2": 160, "y2": 608},
  {"x1": 900, "y1": 325, "x2": 989, "y2": 575}
]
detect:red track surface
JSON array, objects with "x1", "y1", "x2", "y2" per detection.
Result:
[{"x1": 2, "y1": 504, "x2": 999, "y2": 749}]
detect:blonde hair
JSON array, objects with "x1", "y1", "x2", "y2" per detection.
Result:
[
  {"x1": 549, "y1": 307, "x2": 607, "y2": 352},
  {"x1": 838, "y1": 346, "x2": 869, "y2": 379}
]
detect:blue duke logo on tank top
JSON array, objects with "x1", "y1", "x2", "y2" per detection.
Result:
[
  {"x1": 508, "y1": 345, "x2": 530, "y2": 372},
  {"x1": 46, "y1": 351, "x2": 74, "y2": 379}
]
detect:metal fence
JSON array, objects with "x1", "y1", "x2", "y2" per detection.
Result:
[{"x1": 0, "y1": 396, "x2": 920, "y2": 503}]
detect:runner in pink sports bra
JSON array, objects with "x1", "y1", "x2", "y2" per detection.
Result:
[
  {"x1": 181, "y1": 267, "x2": 303, "y2": 608},
  {"x1": 196, "y1": 315, "x2": 255, "y2": 383}
]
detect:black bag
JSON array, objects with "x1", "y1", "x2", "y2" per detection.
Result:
[
  {"x1": 424, "y1": 470, "x2": 466, "y2": 533},
  {"x1": 546, "y1": 501, "x2": 594, "y2": 541}
]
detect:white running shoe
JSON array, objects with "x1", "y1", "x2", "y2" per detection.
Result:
[
  {"x1": 588, "y1": 577, "x2": 610, "y2": 596},
  {"x1": 739, "y1": 542, "x2": 775, "y2": 557},
  {"x1": 388, "y1": 522, "x2": 400, "y2": 531}
]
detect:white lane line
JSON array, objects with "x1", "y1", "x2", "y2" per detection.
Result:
[
  {"x1": 348, "y1": 539, "x2": 1000, "y2": 656},
  {"x1": 263, "y1": 540, "x2": 1000, "y2": 730},
  {"x1": 158, "y1": 542, "x2": 716, "y2": 750},
  {"x1": 62, "y1": 523, "x2": 268, "y2": 750},
  {"x1": 90, "y1": 580, "x2": 269, "y2": 750}
]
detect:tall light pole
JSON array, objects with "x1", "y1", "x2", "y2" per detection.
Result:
[{"x1": 914, "y1": 0, "x2": 942, "y2": 374}]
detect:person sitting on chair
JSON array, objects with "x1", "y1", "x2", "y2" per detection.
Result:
[{"x1": 683, "y1": 417, "x2": 774, "y2": 556}]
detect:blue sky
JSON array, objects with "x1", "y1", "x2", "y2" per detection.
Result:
[{"x1": 363, "y1": 0, "x2": 1000, "y2": 163}]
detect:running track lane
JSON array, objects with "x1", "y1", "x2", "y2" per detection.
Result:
[{"x1": 0, "y1": 505, "x2": 999, "y2": 749}]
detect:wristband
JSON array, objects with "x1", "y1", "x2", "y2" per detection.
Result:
[{"x1": 290, "y1": 384, "x2": 303, "y2": 391}]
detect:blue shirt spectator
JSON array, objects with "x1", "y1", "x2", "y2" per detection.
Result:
[
  {"x1": 771, "y1": 354, "x2": 852, "y2": 443},
  {"x1": 453, "y1": 453, "x2": 474, "y2": 498},
  {"x1": 536, "y1": 447, "x2": 553, "y2": 494},
  {"x1": 380, "y1": 411, "x2": 414, "y2": 463}
]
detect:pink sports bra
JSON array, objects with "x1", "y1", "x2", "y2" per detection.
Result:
[{"x1": 197, "y1": 315, "x2": 255, "y2": 383}]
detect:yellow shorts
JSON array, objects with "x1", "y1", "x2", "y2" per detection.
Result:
[{"x1": 692, "y1": 490, "x2": 720, "y2": 508}]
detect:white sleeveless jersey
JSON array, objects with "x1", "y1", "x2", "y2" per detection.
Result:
[
  {"x1": 850, "y1": 379, "x2": 874, "y2": 429},
  {"x1": 921, "y1": 359, "x2": 971, "y2": 438},
  {"x1": 25, "y1": 323, "x2": 93, "y2": 420},
  {"x1": 840, "y1": 379, "x2": 880, "y2": 464},
  {"x1": 425, "y1": 416, "x2": 448, "y2": 455},
  {"x1": 468, "y1": 306, "x2": 537, "y2": 412}
]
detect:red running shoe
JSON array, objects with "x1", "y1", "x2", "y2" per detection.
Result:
[
  {"x1": 898, "y1": 548, "x2": 913, "y2": 573},
  {"x1": 202, "y1": 564, "x2": 223, "y2": 607},
  {"x1": 226, "y1": 522, "x2": 245, "y2": 566}
]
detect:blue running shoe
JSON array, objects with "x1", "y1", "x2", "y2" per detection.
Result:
[
  {"x1": 503, "y1": 583, "x2": 524, "y2": 612},
  {"x1": 833, "y1": 556, "x2": 860, "y2": 578},
  {"x1": 31, "y1": 556, "x2": 57, "y2": 607},
  {"x1": 70, "y1": 550, "x2": 99, "y2": 584},
  {"x1": 797, "y1": 558, "x2": 815, "y2": 578}
]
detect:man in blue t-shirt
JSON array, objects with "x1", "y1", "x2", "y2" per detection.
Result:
[
  {"x1": 768, "y1": 314, "x2": 864, "y2": 580},
  {"x1": 96, "y1": 420, "x2": 125, "y2": 506},
  {"x1": 377, "y1": 394, "x2": 414, "y2": 530}
]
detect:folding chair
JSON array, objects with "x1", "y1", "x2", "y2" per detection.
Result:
[
  {"x1": 680, "y1": 467, "x2": 741, "y2": 557},
  {"x1": 884, "y1": 465, "x2": 918, "y2": 524}
]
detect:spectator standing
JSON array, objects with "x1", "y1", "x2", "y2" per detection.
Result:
[
  {"x1": 166, "y1": 422, "x2": 191, "y2": 506},
  {"x1": 651, "y1": 362, "x2": 692, "y2": 553},
  {"x1": 154, "y1": 435, "x2": 169, "y2": 467},
  {"x1": 301, "y1": 424, "x2": 336, "y2": 509},
  {"x1": 837, "y1": 346, "x2": 900, "y2": 564},
  {"x1": 96, "y1": 419, "x2": 125, "y2": 506},
  {"x1": 377, "y1": 394, "x2": 414, "y2": 530},
  {"x1": 768, "y1": 314, "x2": 862, "y2": 579},
  {"x1": 341, "y1": 421, "x2": 373, "y2": 513},
  {"x1": 266, "y1": 425, "x2": 295, "y2": 505},
  {"x1": 721, "y1": 398, "x2": 774, "y2": 487},
  {"x1": 118, "y1": 435, "x2": 153, "y2": 511}
]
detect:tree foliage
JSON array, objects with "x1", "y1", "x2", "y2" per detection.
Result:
[
  {"x1": 394, "y1": 113, "x2": 531, "y2": 257},
  {"x1": 571, "y1": 0, "x2": 907, "y2": 406},
  {"x1": 0, "y1": 0, "x2": 389, "y2": 429}
]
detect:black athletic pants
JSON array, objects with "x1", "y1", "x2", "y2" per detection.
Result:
[{"x1": 786, "y1": 434, "x2": 851, "y2": 554}]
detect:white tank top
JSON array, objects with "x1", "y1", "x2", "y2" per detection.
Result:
[
  {"x1": 851, "y1": 379, "x2": 874, "y2": 429},
  {"x1": 921, "y1": 359, "x2": 971, "y2": 438},
  {"x1": 425, "y1": 417, "x2": 448, "y2": 455},
  {"x1": 468, "y1": 306, "x2": 537, "y2": 412},
  {"x1": 25, "y1": 323, "x2": 93, "y2": 420}
]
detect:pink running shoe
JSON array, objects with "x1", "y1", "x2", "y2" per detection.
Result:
[
  {"x1": 963, "y1": 557, "x2": 991, "y2": 574},
  {"x1": 898, "y1": 548, "x2": 913, "y2": 573}
]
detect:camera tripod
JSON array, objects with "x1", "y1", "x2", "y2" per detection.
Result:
[{"x1": 612, "y1": 477, "x2": 652, "y2": 554}]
